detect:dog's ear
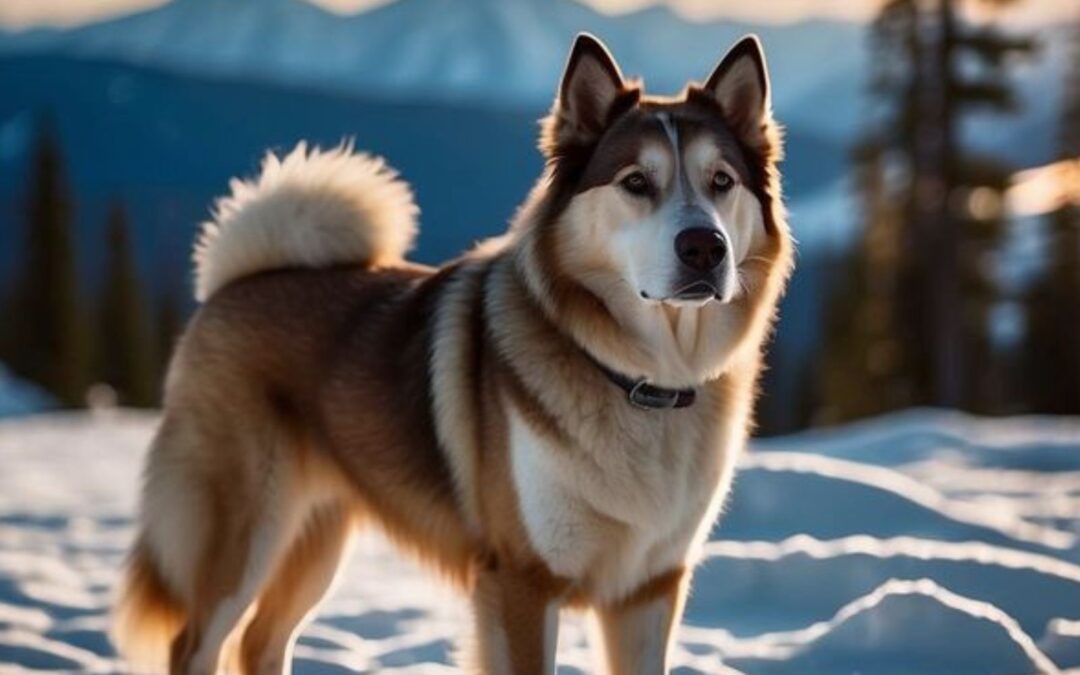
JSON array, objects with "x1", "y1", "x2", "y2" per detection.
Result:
[
  {"x1": 542, "y1": 34, "x2": 631, "y2": 156},
  {"x1": 703, "y1": 35, "x2": 772, "y2": 147},
  {"x1": 558, "y1": 33, "x2": 624, "y2": 133}
]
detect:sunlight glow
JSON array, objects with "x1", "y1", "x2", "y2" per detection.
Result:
[
  {"x1": 307, "y1": 0, "x2": 397, "y2": 15},
  {"x1": 1008, "y1": 159, "x2": 1080, "y2": 217},
  {"x1": 0, "y1": 0, "x2": 167, "y2": 29}
]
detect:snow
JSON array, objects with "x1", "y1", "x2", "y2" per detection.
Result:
[
  {"x1": 0, "y1": 364, "x2": 54, "y2": 419},
  {"x1": 1, "y1": 408, "x2": 1079, "y2": 673}
]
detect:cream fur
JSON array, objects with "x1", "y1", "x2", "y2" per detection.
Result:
[
  {"x1": 597, "y1": 596, "x2": 678, "y2": 674},
  {"x1": 113, "y1": 34, "x2": 791, "y2": 675},
  {"x1": 193, "y1": 141, "x2": 419, "y2": 302}
]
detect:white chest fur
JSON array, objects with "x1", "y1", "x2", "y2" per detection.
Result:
[{"x1": 507, "y1": 402, "x2": 744, "y2": 603}]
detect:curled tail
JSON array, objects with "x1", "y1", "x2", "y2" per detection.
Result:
[
  {"x1": 111, "y1": 539, "x2": 186, "y2": 671},
  {"x1": 193, "y1": 141, "x2": 419, "y2": 302}
]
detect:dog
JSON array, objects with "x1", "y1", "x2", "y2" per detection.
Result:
[{"x1": 111, "y1": 32, "x2": 793, "y2": 674}]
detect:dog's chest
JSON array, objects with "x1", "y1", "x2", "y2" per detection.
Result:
[{"x1": 507, "y1": 404, "x2": 739, "y2": 602}]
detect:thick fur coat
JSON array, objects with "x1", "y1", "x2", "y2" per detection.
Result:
[{"x1": 112, "y1": 33, "x2": 794, "y2": 675}]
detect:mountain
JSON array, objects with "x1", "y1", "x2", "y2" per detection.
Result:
[
  {"x1": 0, "y1": 0, "x2": 869, "y2": 136},
  {"x1": 0, "y1": 54, "x2": 538, "y2": 291},
  {"x1": 1, "y1": 0, "x2": 1067, "y2": 161}
]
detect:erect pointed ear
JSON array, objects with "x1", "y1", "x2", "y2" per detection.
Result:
[
  {"x1": 546, "y1": 33, "x2": 627, "y2": 151},
  {"x1": 704, "y1": 35, "x2": 772, "y2": 145}
]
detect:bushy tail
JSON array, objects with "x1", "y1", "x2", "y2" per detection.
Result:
[
  {"x1": 193, "y1": 141, "x2": 419, "y2": 302},
  {"x1": 111, "y1": 540, "x2": 186, "y2": 671}
]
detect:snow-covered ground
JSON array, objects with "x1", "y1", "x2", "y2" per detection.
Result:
[
  {"x1": 0, "y1": 365, "x2": 53, "y2": 419},
  {"x1": 1, "y1": 409, "x2": 1079, "y2": 673}
]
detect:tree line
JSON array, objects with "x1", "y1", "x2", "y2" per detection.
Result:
[
  {"x1": 0, "y1": 120, "x2": 182, "y2": 408},
  {"x1": 818, "y1": 0, "x2": 1080, "y2": 423}
]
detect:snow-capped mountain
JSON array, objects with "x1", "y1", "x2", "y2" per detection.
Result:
[
  {"x1": 1, "y1": 0, "x2": 1069, "y2": 153},
  {"x1": 2, "y1": 0, "x2": 1068, "y2": 152},
  {"x1": 0, "y1": 0, "x2": 870, "y2": 138}
]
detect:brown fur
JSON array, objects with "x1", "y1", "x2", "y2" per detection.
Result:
[
  {"x1": 113, "y1": 33, "x2": 793, "y2": 675},
  {"x1": 112, "y1": 541, "x2": 187, "y2": 668}
]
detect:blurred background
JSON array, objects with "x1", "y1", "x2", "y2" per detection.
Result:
[
  {"x1": 0, "y1": 0, "x2": 1077, "y2": 435},
  {"x1": 2, "y1": 4, "x2": 1080, "y2": 672}
]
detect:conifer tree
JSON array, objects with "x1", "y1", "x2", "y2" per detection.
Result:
[
  {"x1": 821, "y1": 0, "x2": 1034, "y2": 421},
  {"x1": 97, "y1": 201, "x2": 156, "y2": 407},
  {"x1": 1023, "y1": 16, "x2": 1080, "y2": 414},
  {"x1": 6, "y1": 118, "x2": 88, "y2": 406},
  {"x1": 819, "y1": 140, "x2": 910, "y2": 423}
]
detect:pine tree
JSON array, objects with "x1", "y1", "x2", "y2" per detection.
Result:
[
  {"x1": 820, "y1": 0, "x2": 1034, "y2": 421},
  {"x1": 6, "y1": 118, "x2": 89, "y2": 406},
  {"x1": 819, "y1": 1, "x2": 924, "y2": 423},
  {"x1": 1023, "y1": 16, "x2": 1080, "y2": 414},
  {"x1": 97, "y1": 201, "x2": 156, "y2": 407},
  {"x1": 901, "y1": 0, "x2": 1032, "y2": 411},
  {"x1": 818, "y1": 139, "x2": 909, "y2": 423}
]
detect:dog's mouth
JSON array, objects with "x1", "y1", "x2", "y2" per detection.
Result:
[
  {"x1": 640, "y1": 280, "x2": 723, "y2": 306},
  {"x1": 671, "y1": 280, "x2": 719, "y2": 302}
]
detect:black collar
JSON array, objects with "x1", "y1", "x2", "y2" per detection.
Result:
[{"x1": 585, "y1": 353, "x2": 697, "y2": 410}]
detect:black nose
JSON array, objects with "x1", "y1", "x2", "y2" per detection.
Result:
[{"x1": 675, "y1": 228, "x2": 727, "y2": 272}]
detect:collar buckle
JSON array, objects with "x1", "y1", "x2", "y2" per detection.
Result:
[
  {"x1": 628, "y1": 378, "x2": 680, "y2": 410},
  {"x1": 582, "y1": 351, "x2": 697, "y2": 410}
]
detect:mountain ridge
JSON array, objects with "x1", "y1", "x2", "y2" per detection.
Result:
[
  {"x1": 0, "y1": 0, "x2": 1068, "y2": 153},
  {"x1": 0, "y1": 0, "x2": 871, "y2": 137}
]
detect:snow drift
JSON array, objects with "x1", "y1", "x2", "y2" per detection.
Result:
[{"x1": 0, "y1": 408, "x2": 1078, "y2": 673}]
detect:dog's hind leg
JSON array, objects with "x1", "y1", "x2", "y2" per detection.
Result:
[
  {"x1": 166, "y1": 434, "x2": 307, "y2": 675},
  {"x1": 238, "y1": 501, "x2": 354, "y2": 675}
]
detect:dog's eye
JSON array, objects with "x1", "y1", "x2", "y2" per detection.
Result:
[
  {"x1": 712, "y1": 171, "x2": 735, "y2": 193},
  {"x1": 620, "y1": 171, "x2": 652, "y2": 197}
]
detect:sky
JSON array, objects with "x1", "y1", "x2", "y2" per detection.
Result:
[{"x1": 0, "y1": 0, "x2": 1072, "y2": 30}]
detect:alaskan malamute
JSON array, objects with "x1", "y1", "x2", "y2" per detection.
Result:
[{"x1": 113, "y1": 33, "x2": 793, "y2": 674}]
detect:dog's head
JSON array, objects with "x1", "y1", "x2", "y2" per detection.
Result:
[
  {"x1": 541, "y1": 33, "x2": 785, "y2": 304},
  {"x1": 519, "y1": 34, "x2": 793, "y2": 382}
]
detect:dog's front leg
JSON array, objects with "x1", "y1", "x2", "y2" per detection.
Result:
[
  {"x1": 594, "y1": 568, "x2": 688, "y2": 675},
  {"x1": 466, "y1": 558, "x2": 563, "y2": 675}
]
